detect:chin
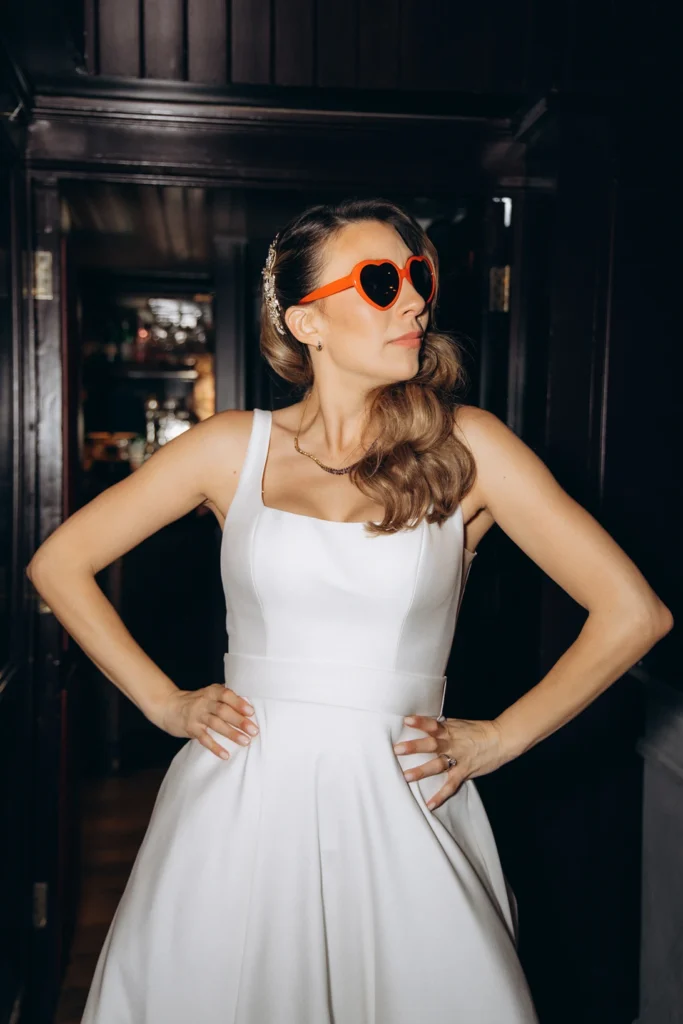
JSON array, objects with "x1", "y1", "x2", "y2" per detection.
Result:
[
  {"x1": 383, "y1": 360, "x2": 421, "y2": 386},
  {"x1": 391, "y1": 348, "x2": 421, "y2": 369}
]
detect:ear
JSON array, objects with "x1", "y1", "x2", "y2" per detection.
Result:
[{"x1": 284, "y1": 304, "x2": 322, "y2": 348}]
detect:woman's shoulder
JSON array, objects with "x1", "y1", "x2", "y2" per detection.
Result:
[
  {"x1": 192, "y1": 408, "x2": 256, "y2": 454},
  {"x1": 200, "y1": 407, "x2": 274, "y2": 470},
  {"x1": 451, "y1": 402, "x2": 509, "y2": 454},
  {"x1": 449, "y1": 403, "x2": 526, "y2": 507},
  {"x1": 451, "y1": 401, "x2": 501, "y2": 429},
  {"x1": 179, "y1": 409, "x2": 259, "y2": 526}
]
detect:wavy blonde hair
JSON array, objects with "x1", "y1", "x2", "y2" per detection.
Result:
[{"x1": 260, "y1": 197, "x2": 476, "y2": 535}]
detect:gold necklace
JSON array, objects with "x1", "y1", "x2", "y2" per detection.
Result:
[{"x1": 294, "y1": 392, "x2": 376, "y2": 475}]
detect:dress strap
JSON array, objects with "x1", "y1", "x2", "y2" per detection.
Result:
[{"x1": 226, "y1": 408, "x2": 272, "y2": 521}]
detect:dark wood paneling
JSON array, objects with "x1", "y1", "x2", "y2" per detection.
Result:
[
  {"x1": 98, "y1": 0, "x2": 141, "y2": 78},
  {"x1": 231, "y1": 0, "x2": 271, "y2": 84},
  {"x1": 399, "y1": 0, "x2": 484, "y2": 92},
  {"x1": 537, "y1": 118, "x2": 614, "y2": 685},
  {"x1": 447, "y1": 2, "x2": 495, "y2": 93},
  {"x1": 8, "y1": 0, "x2": 640, "y2": 97},
  {"x1": 357, "y1": 0, "x2": 400, "y2": 90},
  {"x1": 489, "y1": 0, "x2": 530, "y2": 93},
  {"x1": 83, "y1": 0, "x2": 97, "y2": 74},
  {"x1": 213, "y1": 236, "x2": 247, "y2": 413},
  {"x1": 27, "y1": 93, "x2": 501, "y2": 194},
  {"x1": 510, "y1": 114, "x2": 643, "y2": 1024},
  {"x1": 525, "y1": 0, "x2": 567, "y2": 93},
  {"x1": 399, "y1": 0, "x2": 454, "y2": 91},
  {"x1": 506, "y1": 186, "x2": 554, "y2": 444},
  {"x1": 274, "y1": 0, "x2": 314, "y2": 87},
  {"x1": 28, "y1": 176, "x2": 67, "y2": 1023},
  {"x1": 143, "y1": 0, "x2": 184, "y2": 79},
  {"x1": 0, "y1": 149, "x2": 33, "y2": 1024},
  {"x1": 187, "y1": 0, "x2": 228, "y2": 84},
  {"x1": 562, "y1": 0, "x2": 616, "y2": 91},
  {"x1": 315, "y1": 0, "x2": 357, "y2": 88},
  {"x1": 601, "y1": 182, "x2": 681, "y2": 688},
  {"x1": 397, "y1": 0, "x2": 524, "y2": 93}
]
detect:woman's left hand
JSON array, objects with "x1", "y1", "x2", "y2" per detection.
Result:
[{"x1": 393, "y1": 715, "x2": 509, "y2": 811}]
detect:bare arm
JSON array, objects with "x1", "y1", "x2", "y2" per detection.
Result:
[
  {"x1": 26, "y1": 410, "x2": 255, "y2": 749},
  {"x1": 455, "y1": 405, "x2": 674, "y2": 760}
]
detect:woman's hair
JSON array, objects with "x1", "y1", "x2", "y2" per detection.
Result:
[{"x1": 260, "y1": 196, "x2": 476, "y2": 535}]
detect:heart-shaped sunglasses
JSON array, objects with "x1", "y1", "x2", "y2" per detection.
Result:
[{"x1": 298, "y1": 255, "x2": 436, "y2": 311}]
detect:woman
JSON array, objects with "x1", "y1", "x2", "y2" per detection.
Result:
[{"x1": 28, "y1": 198, "x2": 672, "y2": 1023}]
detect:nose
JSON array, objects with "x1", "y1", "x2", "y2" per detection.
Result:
[{"x1": 397, "y1": 274, "x2": 429, "y2": 319}]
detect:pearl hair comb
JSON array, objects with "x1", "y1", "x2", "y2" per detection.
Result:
[{"x1": 262, "y1": 233, "x2": 287, "y2": 335}]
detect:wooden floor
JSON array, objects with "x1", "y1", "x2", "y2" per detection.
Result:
[{"x1": 54, "y1": 767, "x2": 166, "y2": 1023}]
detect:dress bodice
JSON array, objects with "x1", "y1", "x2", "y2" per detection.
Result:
[{"x1": 220, "y1": 409, "x2": 475, "y2": 679}]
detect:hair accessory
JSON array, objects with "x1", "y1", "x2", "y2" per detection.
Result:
[{"x1": 262, "y1": 233, "x2": 287, "y2": 335}]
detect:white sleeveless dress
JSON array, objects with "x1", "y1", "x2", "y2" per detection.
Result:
[{"x1": 81, "y1": 408, "x2": 539, "y2": 1023}]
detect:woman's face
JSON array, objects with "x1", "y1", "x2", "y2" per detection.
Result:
[{"x1": 286, "y1": 220, "x2": 433, "y2": 386}]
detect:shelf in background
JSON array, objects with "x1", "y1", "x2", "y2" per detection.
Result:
[{"x1": 108, "y1": 366, "x2": 199, "y2": 381}]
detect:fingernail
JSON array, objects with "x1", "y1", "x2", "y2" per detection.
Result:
[
  {"x1": 236, "y1": 734, "x2": 251, "y2": 745},
  {"x1": 426, "y1": 800, "x2": 436, "y2": 809},
  {"x1": 245, "y1": 722, "x2": 259, "y2": 736},
  {"x1": 404, "y1": 770, "x2": 416, "y2": 781},
  {"x1": 394, "y1": 743, "x2": 407, "y2": 754},
  {"x1": 219, "y1": 750, "x2": 230, "y2": 760},
  {"x1": 404, "y1": 716, "x2": 416, "y2": 725},
  {"x1": 243, "y1": 704, "x2": 254, "y2": 715}
]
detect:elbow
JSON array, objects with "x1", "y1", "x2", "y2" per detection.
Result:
[
  {"x1": 625, "y1": 597, "x2": 674, "y2": 645},
  {"x1": 26, "y1": 555, "x2": 48, "y2": 594},
  {"x1": 652, "y1": 601, "x2": 674, "y2": 640},
  {"x1": 25, "y1": 551, "x2": 61, "y2": 592}
]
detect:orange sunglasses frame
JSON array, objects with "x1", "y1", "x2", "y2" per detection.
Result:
[{"x1": 298, "y1": 254, "x2": 436, "y2": 311}]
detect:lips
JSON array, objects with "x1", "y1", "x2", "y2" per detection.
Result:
[{"x1": 390, "y1": 331, "x2": 423, "y2": 347}]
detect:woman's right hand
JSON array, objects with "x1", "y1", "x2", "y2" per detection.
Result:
[{"x1": 157, "y1": 684, "x2": 260, "y2": 760}]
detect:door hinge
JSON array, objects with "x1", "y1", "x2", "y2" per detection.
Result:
[
  {"x1": 33, "y1": 881, "x2": 48, "y2": 928},
  {"x1": 33, "y1": 250, "x2": 54, "y2": 301},
  {"x1": 488, "y1": 265, "x2": 511, "y2": 313}
]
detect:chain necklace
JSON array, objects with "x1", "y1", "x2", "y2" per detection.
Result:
[{"x1": 294, "y1": 391, "x2": 376, "y2": 475}]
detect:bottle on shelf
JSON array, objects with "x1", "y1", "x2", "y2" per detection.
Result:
[
  {"x1": 143, "y1": 396, "x2": 160, "y2": 461},
  {"x1": 119, "y1": 317, "x2": 135, "y2": 363}
]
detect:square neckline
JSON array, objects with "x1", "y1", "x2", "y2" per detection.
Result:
[
  {"x1": 259, "y1": 410, "x2": 383, "y2": 527},
  {"x1": 256, "y1": 410, "x2": 477, "y2": 555}
]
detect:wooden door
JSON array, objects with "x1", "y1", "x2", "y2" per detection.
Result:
[{"x1": 21, "y1": 176, "x2": 83, "y2": 1023}]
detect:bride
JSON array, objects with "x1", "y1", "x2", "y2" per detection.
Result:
[{"x1": 28, "y1": 197, "x2": 672, "y2": 1022}]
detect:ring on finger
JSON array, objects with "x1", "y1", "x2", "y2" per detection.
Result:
[{"x1": 441, "y1": 752, "x2": 458, "y2": 770}]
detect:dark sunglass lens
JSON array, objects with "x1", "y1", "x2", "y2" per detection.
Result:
[
  {"x1": 409, "y1": 259, "x2": 434, "y2": 301},
  {"x1": 359, "y1": 263, "x2": 400, "y2": 307}
]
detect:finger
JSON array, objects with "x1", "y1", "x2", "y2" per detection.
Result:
[
  {"x1": 402, "y1": 754, "x2": 453, "y2": 782},
  {"x1": 403, "y1": 714, "x2": 440, "y2": 733},
  {"x1": 205, "y1": 712, "x2": 255, "y2": 746},
  {"x1": 425, "y1": 774, "x2": 465, "y2": 810},
  {"x1": 207, "y1": 695, "x2": 260, "y2": 738},
  {"x1": 219, "y1": 686, "x2": 255, "y2": 716},
  {"x1": 195, "y1": 724, "x2": 232, "y2": 761},
  {"x1": 393, "y1": 736, "x2": 439, "y2": 756}
]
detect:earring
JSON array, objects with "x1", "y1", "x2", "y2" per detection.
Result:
[{"x1": 316, "y1": 341, "x2": 322, "y2": 351}]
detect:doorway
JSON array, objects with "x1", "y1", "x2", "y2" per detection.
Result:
[{"x1": 34, "y1": 177, "x2": 513, "y2": 1020}]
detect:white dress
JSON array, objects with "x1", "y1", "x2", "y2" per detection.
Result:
[{"x1": 81, "y1": 407, "x2": 539, "y2": 1023}]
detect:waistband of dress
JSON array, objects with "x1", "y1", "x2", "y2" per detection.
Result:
[{"x1": 223, "y1": 651, "x2": 447, "y2": 718}]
